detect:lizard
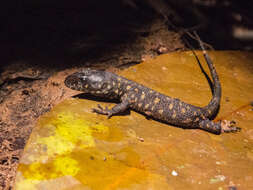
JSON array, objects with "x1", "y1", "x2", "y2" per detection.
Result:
[{"x1": 64, "y1": 42, "x2": 240, "y2": 135}]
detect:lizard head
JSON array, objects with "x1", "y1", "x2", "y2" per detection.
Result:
[{"x1": 65, "y1": 69, "x2": 112, "y2": 95}]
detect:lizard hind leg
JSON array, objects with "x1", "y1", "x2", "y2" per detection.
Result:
[
  {"x1": 220, "y1": 120, "x2": 241, "y2": 133},
  {"x1": 198, "y1": 119, "x2": 240, "y2": 134}
]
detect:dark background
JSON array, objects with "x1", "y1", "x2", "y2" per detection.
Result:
[{"x1": 1, "y1": 0, "x2": 253, "y2": 67}]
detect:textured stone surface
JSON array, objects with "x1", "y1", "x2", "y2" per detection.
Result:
[{"x1": 15, "y1": 51, "x2": 253, "y2": 189}]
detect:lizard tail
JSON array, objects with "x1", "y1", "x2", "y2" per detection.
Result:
[{"x1": 195, "y1": 33, "x2": 221, "y2": 118}]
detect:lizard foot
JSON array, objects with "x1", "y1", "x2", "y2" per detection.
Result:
[
  {"x1": 92, "y1": 104, "x2": 113, "y2": 118},
  {"x1": 221, "y1": 120, "x2": 241, "y2": 133}
]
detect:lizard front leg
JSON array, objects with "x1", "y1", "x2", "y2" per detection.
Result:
[{"x1": 92, "y1": 100, "x2": 130, "y2": 118}]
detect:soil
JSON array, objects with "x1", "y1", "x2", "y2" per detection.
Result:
[{"x1": 0, "y1": 1, "x2": 252, "y2": 189}]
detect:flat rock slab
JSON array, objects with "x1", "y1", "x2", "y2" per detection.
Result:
[{"x1": 14, "y1": 51, "x2": 253, "y2": 190}]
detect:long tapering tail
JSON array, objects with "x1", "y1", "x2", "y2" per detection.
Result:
[{"x1": 194, "y1": 32, "x2": 221, "y2": 118}]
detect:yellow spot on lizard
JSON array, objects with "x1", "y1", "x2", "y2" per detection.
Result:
[
  {"x1": 158, "y1": 110, "x2": 164, "y2": 114},
  {"x1": 154, "y1": 97, "x2": 160, "y2": 104},
  {"x1": 141, "y1": 93, "x2": 145, "y2": 100}
]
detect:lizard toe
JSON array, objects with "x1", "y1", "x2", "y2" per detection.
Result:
[{"x1": 221, "y1": 120, "x2": 241, "y2": 133}]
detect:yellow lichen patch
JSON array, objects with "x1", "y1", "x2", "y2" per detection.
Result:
[
  {"x1": 19, "y1": 156, "x2": 80, "y2": 180},
  {"x1": 36, "y1": 112, "x2": 108, "y2": 157}
]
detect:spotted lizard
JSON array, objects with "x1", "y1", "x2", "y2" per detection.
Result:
[{"x1": 65, "y1": 45, "x2": 240, "y2": 135}]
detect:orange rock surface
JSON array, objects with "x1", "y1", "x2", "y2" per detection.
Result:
[{"x1": 15, "y1": 51, "x2": 253, "y2": 190}]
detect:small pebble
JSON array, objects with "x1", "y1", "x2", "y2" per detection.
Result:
[
  {"x1": 162, "y1": 66, "x2": 168, "y2": 71},
  {"x1": 137, "y1": 137, "x2": 144, "y2": 142},
  {"x1": 171, "y1": 170, "x2": 178, "y2": 176}
]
